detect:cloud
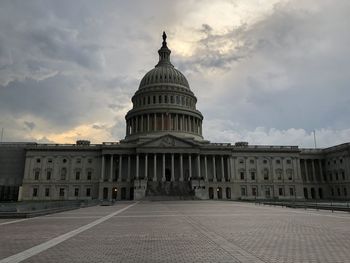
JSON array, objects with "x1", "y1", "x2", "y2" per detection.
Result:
[{"x1": 0, "y1": 0, "x2": 349, "y2": 148}]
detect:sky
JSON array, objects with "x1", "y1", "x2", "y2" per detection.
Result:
[{"x1": 0, "y1": 0, "x2": 349, "y2": 148}]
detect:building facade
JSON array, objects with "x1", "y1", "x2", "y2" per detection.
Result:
[{"x1": 2, "y1": 33, "x2": 350, "y2": 201}]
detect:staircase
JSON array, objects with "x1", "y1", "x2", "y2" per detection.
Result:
[{"x1": 145, "y1": 181, "x2": 196, "y2": 200}]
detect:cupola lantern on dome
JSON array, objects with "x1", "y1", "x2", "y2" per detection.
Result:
[
  {"x1": 156, "y1": 31, "x2": 173, "y2": 67},
  {"x1": 124, "y1": 32, "x2": 204, "y2": 142}
]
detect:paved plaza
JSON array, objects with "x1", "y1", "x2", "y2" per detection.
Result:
[{"x1": 1, "y1": 201, "x2": 350, "y2": 263}]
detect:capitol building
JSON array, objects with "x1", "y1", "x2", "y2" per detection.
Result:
[{"x1": 0, "y1": 33, "x2": 349, "y2": 202}]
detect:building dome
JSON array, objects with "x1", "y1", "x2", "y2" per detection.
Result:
[
  {"x1": 139, "y1": 66, "x2": 190, "y2": 90},
  {"x1": 124, "y1": 32, "x2": 203, "y2": 142}
]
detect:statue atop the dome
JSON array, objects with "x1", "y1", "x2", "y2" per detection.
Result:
[{"x1": 162, "y1": 31, "x2": 167, "y2": 46}]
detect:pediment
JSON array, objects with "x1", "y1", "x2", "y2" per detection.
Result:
[{"x1": 139, "y1": 135, "x2": 198, "y2": 148}]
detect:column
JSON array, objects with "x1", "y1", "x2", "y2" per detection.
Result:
[
  {"x1": 221, "y1": 156, "x2": 225, "y2": 182},
  {"x1": 162, "y1": 154, "x2": 166, "y2": 181},
  {"x1": 125, "y1": 121, "x2": 128, "y2": 136},
  {"x1": 171, "y1": 154, "x2": 175, "y2": 181},
  {"x1": 127, "y1": 155, "x2": 131, "y2": 182},
  {"x1": 136, "y1": 116, "x2": 139, "y2": 132},
  {"x1": 189, "y1": 155, "x2": 192, "y2": 180},
  {"x1": 226, "y1": 156, "x2": 231, "y2": 182},
  {"x1": 213, "y1": 156, "x2": 217, "y2": 182},
  {"x1": 319, "y1": 159, "x2": 324, "y2": 182},
  {"x1": 136, "y1": 154, "x2": 139, "y2": 180},
  {"x1": 118, "y1": 155, "x2": 122, "y2": 182},
  {"x1": 197, "y1": 154, "x2": 201, "y2": 179},
  {"x1": 161, "y1": 113, "x2": 164, "y2": 130},
  {"x1": 180, "y1": 154, "x2": 184, "y2": 181},
  {"x1": 176, "y1": 114, "x2": 179, "y2": 131},
  {"x1": 154, "y1": 113, "x2": 157, "y2": 131},
  {"x1": 109, "y1": 154, "x2": 113, "y2": 182},
  {"x1": 304, "y1": 159, "x2": 309, "y2": 181},
  {"x1": 101, "y1": 154, "x2": 105, "y2": 182},
  {"x1": 147, "y1": 114, "x2": 150, "y2": 132},
  {"x1": 153, "y1": 154, "x2": 157, "y2": 181},
  {"x1": 204, "y1": 155, "x2": 208, "y2": 182},
  {"x1": 141, "y1": 115, "x2": 144, "y2": 133},
  {"x1": 145, "y1": 154, "x2": 148, "y2": 180}
]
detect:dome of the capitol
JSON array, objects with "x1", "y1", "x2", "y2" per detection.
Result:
[
  {"x1": 139, "y1": 66, "x2": 190, "y2": 90},
  {"x1": 124, "y1": 32, "x2": 203, "y2": 142}
]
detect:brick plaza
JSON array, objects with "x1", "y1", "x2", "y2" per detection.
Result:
[{"x1": 1, "y1": 201, "x2": 350, "y2": 262}]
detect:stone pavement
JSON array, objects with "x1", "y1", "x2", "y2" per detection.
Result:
[{"x1": 1, "y1": 201, "x2": 350, "y2": 263}]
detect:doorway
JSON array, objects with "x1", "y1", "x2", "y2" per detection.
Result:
[
  {"x1": 129, "y1": 187, "x2": 134, "y2": 200},
  {"x1": 209, "y1": 187, "x2": 214, "y2": 199},
  {"x1": 112, "y1": 187, "x2": 118, "y2": 200},
  {"x1": 165, "y1": 168, "x2": 171, "y2": 182}
]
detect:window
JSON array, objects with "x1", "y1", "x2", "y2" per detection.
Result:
[
  {"x1": 32, "y1": 188, "x2": 38, "y2": 197},
  {"x1": 87, "y1": 171, "x2": 92, "y2": 180},
  {"x1": 276, "y1": 159, "x2": 281, "y2": 164},
  {"x1": 239, "y1": 159, "x2": 244, "y2": 164},
  {"x1": 250, "y1": 159, "x2": 254, "y2": 164},
  {"x1": 329, "y1": 173, "x2": 333, "y2": 181},
  {"x1": 342, "y1": 172, "x2": 345, "y2": 180},
  {"x1": 170, "y1": 96, "x2": 174, "y2": 103},
  {"x1": 34, "y1": 170, "x2": 40, "y2": 180},
  {"x1": 334, "y1": 160, "x2": 336, "y2": 164},
  {"x1": 337, "y1": 188, "x2": 341, "y2": 196},
  {"x1": 36, "y1": 158, "x2": 41, "y2": 163},
  {"x1": 327, "y1": 161, "x2": 330, "y2": 165},
  {"x1": 76, "y1": 158, "x2": 81, "y2": 164},
  {"x1": 46, "y1": 171, "x2": 51, "y2": 180},
  {"x1": 344, "y1": 188, "x2": 348, "y2": 196},
  {"x1": 263, "y1": 169, "x2": 269, "y2": 180},
  {"x1": 63, "y1": 158, "x2": 67, "y2": 163},
  {"x1": 252, "y1": 187, "x2": 257, "y2": 196},
  {"x1": 279, "y1": 188, "x2": 284, "y2": 196},
  {"x1": 86, "y1": 188, "x2": 91, "y2": 197},
  {"x1": 88, "y1": 158, "x2": 92, "y2": 164},
  {"x1": 251, "y1": 171, "x2": 255, "y2": 180},
  {"x1": 165, "y1": 95, "x2": 168, "y2": 103},
  {"x1": 276, "y1": 170, "x2": 282, "y2": 180},
  {"x1": 45, "y1": 188, "x2": 50, "y2": 197},
  {"x1": 263, "y1": 159, "x2": 267, "y2": 164},
  {"x1": 340, "y1": 159, "x2": 343, "y2": 164},
  {"x1": 61, "y1": 168, "x2": 67, "y2": 180},
  {"x1": 289, "y1": 188, "x2": 294, "y2": 196},
  {"x1": 75, "y1": 171, "x2": 80, "y2": 180},
  {"x1": 287, "y1": 170, "x2": 293, "y2": 180},
  {"x1": 286, "y1": 159, "x2": 291, "y2": 164},
  {"x1": 331, "y1": 188, "x2": 334, "y2": 196},
  {"x1": 74, "y1": 188, "x2": 79, "y2": 197},
  {"x1": 48, "y1": 158, "x2": 53, "y2": 163},
  {"x1": 240, "y1": 171, "x2": 245, "y2": 180},
  {"x1": 241, "y1": 187, "x2": 246, "y2": 196},
  {"x1": 335, "y1": 173, "x2": 339, "y2": 180},
  {"x1": 159, "y1": 95, "x2": 162, "y2": 103},
  {"x1": 59, "y1": 188, "x2": 65, "y2": 197}
]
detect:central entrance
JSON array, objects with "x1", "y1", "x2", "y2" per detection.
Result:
[{"x1": 165, "y1": 168, "x2": 171, "y2": 181}]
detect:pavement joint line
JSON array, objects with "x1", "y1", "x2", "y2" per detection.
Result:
[
  {"x1": 0, "y1": 219, "x2": 29, "y2": 226},
  {"x1": 0, "y1": 202, "x2": 138, "y2": 263}
]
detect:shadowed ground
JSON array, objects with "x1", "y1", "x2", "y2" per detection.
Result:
[{"x1": 1, "y1": 201, "x2": 350, "y2": 263}]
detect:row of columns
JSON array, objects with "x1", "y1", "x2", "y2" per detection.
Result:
[
  {"x1": 302, "y1": 159, "x2": 324, "y2": 182},
  {"x1": 100, "y1": 153, "x2": 230, "y2": 183},
  {"x1": 126, "y1": 113, "x2": 202, "y2": 136}
]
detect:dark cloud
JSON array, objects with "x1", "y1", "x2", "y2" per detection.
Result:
[{"x1": 0, "y1": 0, "x2": 349, "y2": 146}]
